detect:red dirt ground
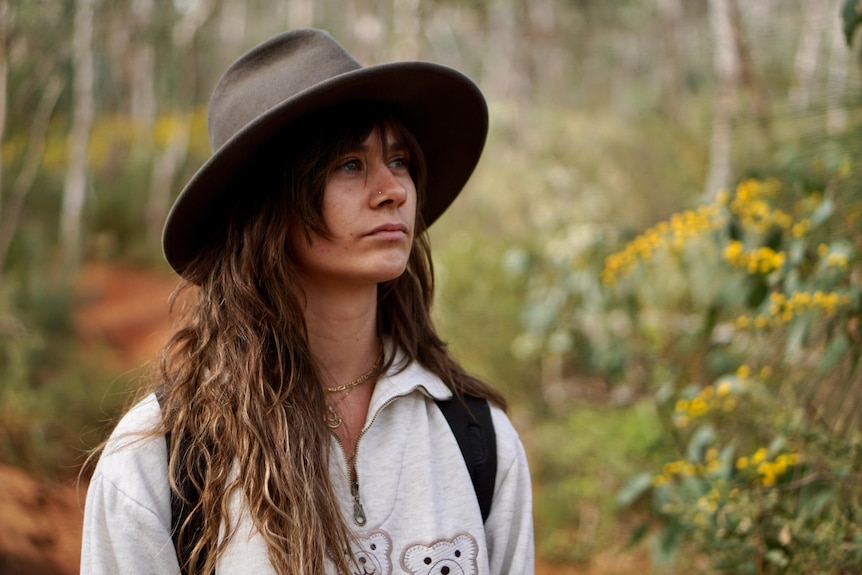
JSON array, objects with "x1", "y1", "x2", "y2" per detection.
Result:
[{"x1": 0, "y1": 262, "x2": 650, "y2": 574}]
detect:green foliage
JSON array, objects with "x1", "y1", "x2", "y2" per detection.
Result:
[
  {"x1": 585, "y1": 150, "x2": 862, "y2": 572},
  {"x1": 530, "y1": 402, "x2": 668, "y2": 563},
  {"x1": 0, "y1": 269, "x2": 132, "y2": 477}
]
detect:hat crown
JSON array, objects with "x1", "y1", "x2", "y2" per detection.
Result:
[{"x1": 208, "y1": 29, "x2": 360, "y2": 151}]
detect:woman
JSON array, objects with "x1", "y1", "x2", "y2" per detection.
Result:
[{"x1": 81, "y1": 29, "x2": 533, "y2": 575}]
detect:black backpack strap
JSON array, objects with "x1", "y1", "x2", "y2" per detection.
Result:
[
  {"x1": 435, "y1": 394, "x2": 497, "y2": 523},
  {"x1": 154, "y1": 386, "x2": 211, "y2": 575}
]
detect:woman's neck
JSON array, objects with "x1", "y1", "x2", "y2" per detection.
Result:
[{"x1": 302, "y1": 284, "x2": 380, "y2": 389}]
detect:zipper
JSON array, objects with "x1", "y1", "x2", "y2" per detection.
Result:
[{"x1": 333, "y1": 386, "x2": 422, "y2": 527}]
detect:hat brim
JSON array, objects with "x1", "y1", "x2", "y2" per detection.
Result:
[{"x1": 162, "y1": 61, "x2": 488, "y2": 277}]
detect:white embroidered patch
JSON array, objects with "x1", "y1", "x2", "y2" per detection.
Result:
[
  {"x1": 400, "y1": 532, "x2": 479, "y2": 575},
  {"x1": 346, "y1": 530, "x2": 393, "y2": 575}
]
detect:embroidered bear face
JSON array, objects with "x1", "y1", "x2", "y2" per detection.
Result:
[
  {"x1": 400, "y1": 532, "x2": 479, "y2": 575},
  {"x1": 345, "y1": 530, "x2": 392, "y2": 575}
]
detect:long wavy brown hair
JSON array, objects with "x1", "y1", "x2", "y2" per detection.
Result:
[{"x1": 145, "y1": 105, "x2": 505, "y2": 574}]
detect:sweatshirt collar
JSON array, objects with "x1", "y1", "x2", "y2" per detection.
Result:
[{"x1": 366, "y1": 346, "x2": 453, "y2": 418}]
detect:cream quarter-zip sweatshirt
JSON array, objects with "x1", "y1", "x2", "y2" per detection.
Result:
[{"x1": 81, "y1": 354, "x2": 534, "y2": 574}]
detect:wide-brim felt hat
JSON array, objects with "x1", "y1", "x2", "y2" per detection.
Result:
[{"x1": 162, "y1": 28, "x2": 489, "y2": 278}]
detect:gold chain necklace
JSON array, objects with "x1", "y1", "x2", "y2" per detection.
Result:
[
  {"x1": 324, "y1": 348, "x2": 384, "y2": 429},
  {"x1": 325, "y1": 390, "x2": 353, "y2": 429},
  {"x1": 324, "y1": 349, "x2": 383, "y2": 393}
]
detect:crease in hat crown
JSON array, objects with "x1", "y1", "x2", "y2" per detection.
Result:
[
  {"x1": 162, "y1": 28, "x2": 489, "y2": 280},
  {"x1": 209, "y1": 29, "x2": 362, "y2": 152}
]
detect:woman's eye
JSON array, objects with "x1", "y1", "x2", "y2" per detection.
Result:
[
  {"x1": 388, "y1": 156, "x2": 409, "y2": 170},
  {"x1": 338, "y1": 159, "x2": 362, "y2": 172}
]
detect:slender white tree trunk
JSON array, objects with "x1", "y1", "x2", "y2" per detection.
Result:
[
  {"x1": 146, "y1": 0, "x2": 214, "y2": 244},
  {"x1": 0, "y1": 0, "x2": 9, "y2": 228},
  {"x1": 0, "y1": 77, "x2": 63, "y2": 278},
  {"x1": 60, "y1": 0, "x2": 96, "y2": 268},
  {"x1": 484, "y1": 0, "x2": 518, "y2": 101},
  {"x1": 218, "y1": 0, "x2": 247, "y2": 61},
  {"x1": 656, "y1": 0, "x2": 684, "y2": 119},
  {"x1": 131, "y1": 0, "x2": 156, "y2": 128},
  {"x1": 704, "y1": 0, "x2": 737, "y2": 199},
  {"x1": 789, "y1": 0, "x2": 828, "y2": 110}
]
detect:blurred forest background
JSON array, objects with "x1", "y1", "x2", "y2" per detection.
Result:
[{"x1": 2, "y1": 0, "x2": 862, "y2": 573}]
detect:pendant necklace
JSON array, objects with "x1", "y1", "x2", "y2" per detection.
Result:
[{"x1": 325, "y1": 348, "x2": 383, "y2": 429}]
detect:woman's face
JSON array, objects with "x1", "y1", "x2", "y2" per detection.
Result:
[{"x1": 291, "y1": 126, "x2": 417, "y2": 291}]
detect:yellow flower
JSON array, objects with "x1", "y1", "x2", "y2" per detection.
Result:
[
  {"x1": 736, "y1": 365, "x2": 751, "y2": 379},
  {"x1": 791, "y1": 220, "x2": 810, "y2": 238},
  {"x1": 689, "y1": 397, "x2": 709, "y2": 416},
  {"x1": 716, "y1": 379, "x2": 733, "y2": 397},
  {"x1": 736, "y1": 456, "x2": 749, "y2": 470},
  {"x1": 752, "y1": 448, "x2": 768, "y2": 465},
  {"x1": 826, "y1": 252, "x2": 848, "y2": 270},
  {"x1": 723, "y1": 240, "x2": 744, "y2": 263}
]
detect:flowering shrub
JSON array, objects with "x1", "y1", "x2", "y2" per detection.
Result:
[{"x1": 607, "y1": 165, "x2": 862, "y2": 573}]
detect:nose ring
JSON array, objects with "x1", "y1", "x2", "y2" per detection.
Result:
[{"x1": 378, "y1": 191, "x2": 382, "y2": 195}]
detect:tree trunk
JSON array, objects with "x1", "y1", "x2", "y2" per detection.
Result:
[
  {"x1": 656, "y1": 0, "x2": 685, "y2": 119},
  {"x1": 484, "y1": 0, "x2": 518, "y2": 101},
  {"x1": 0, "y1": 0, "x2": 9, "y2": 229},
  {"x1": 60, "y1": 0, "x2": 96, "y2": 269},
  {"x1": 0, "y1": 76, "x2": 63, "y2": 280},
  {"x1": 146, "y1": 0, "x2": 215, "y2": 245},
  {"x1": 789, "y1": 0, "x2": 828, "y2": 110},
  {"x1": 728, "y1": 0, "x2": 771, "y2": 145},
  {"x1": 704, "y1": 0, "x2": 737, "y2": 200},
  {"x1": 130, "y1": 0, "x2": 156, "y2": 127},
  {"x1": 524, "y1": 0, "x2": 560, "y2": 104},
  {"x1": 218, "y1": 0, "x2": 247, "y2": 61}
]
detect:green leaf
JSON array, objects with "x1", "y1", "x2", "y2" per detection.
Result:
[
  {"x1": 809, "y1": 197, "x2": 835, "y2": 229},
  {"x1": 798, "y1": 488, "x2": 835, "y2": 521},
  {"x1": 843, "y1": 0, "x2": 862, "y2": 45},
  {"x1": 765, "y1": 549, "x2": 790, "y2": 568},
  {"x1": 686, "y1": 423, "x2": 716, "y2": 462},
  {"x1": 617, "y1": 472, "x2": 654, "y2": 507},
  {"x1": 652, "y1": 520, "x2": 684, "y2": 565},
  {"x1": 819, "y1": 332, "x2": 851, "y2": 374},
  {"x1": 625, "y1": 522, "x2": 650, "y2": 548}
]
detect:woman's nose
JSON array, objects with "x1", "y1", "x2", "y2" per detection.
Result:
[{"x1": 370, "y1": 161, "x2": 409, "y2": 206}]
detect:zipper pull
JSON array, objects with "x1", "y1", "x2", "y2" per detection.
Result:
[{"x1": 350, "y1": 480, "x2": 367, "y2": 526}]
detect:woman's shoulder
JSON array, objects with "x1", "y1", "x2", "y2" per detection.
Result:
[
  {"x1": 102, "y1": 393, "x2": 164, "y2": 454},
  {"x1": 92, "y1": 393, "x2": 168, "y2": 500},
  {"x1": 83, "y1": 393, "x2": 173, "y2": 552},
  {"x1": 488, "y1": 403, "x2": 528, "y2": 467}
]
